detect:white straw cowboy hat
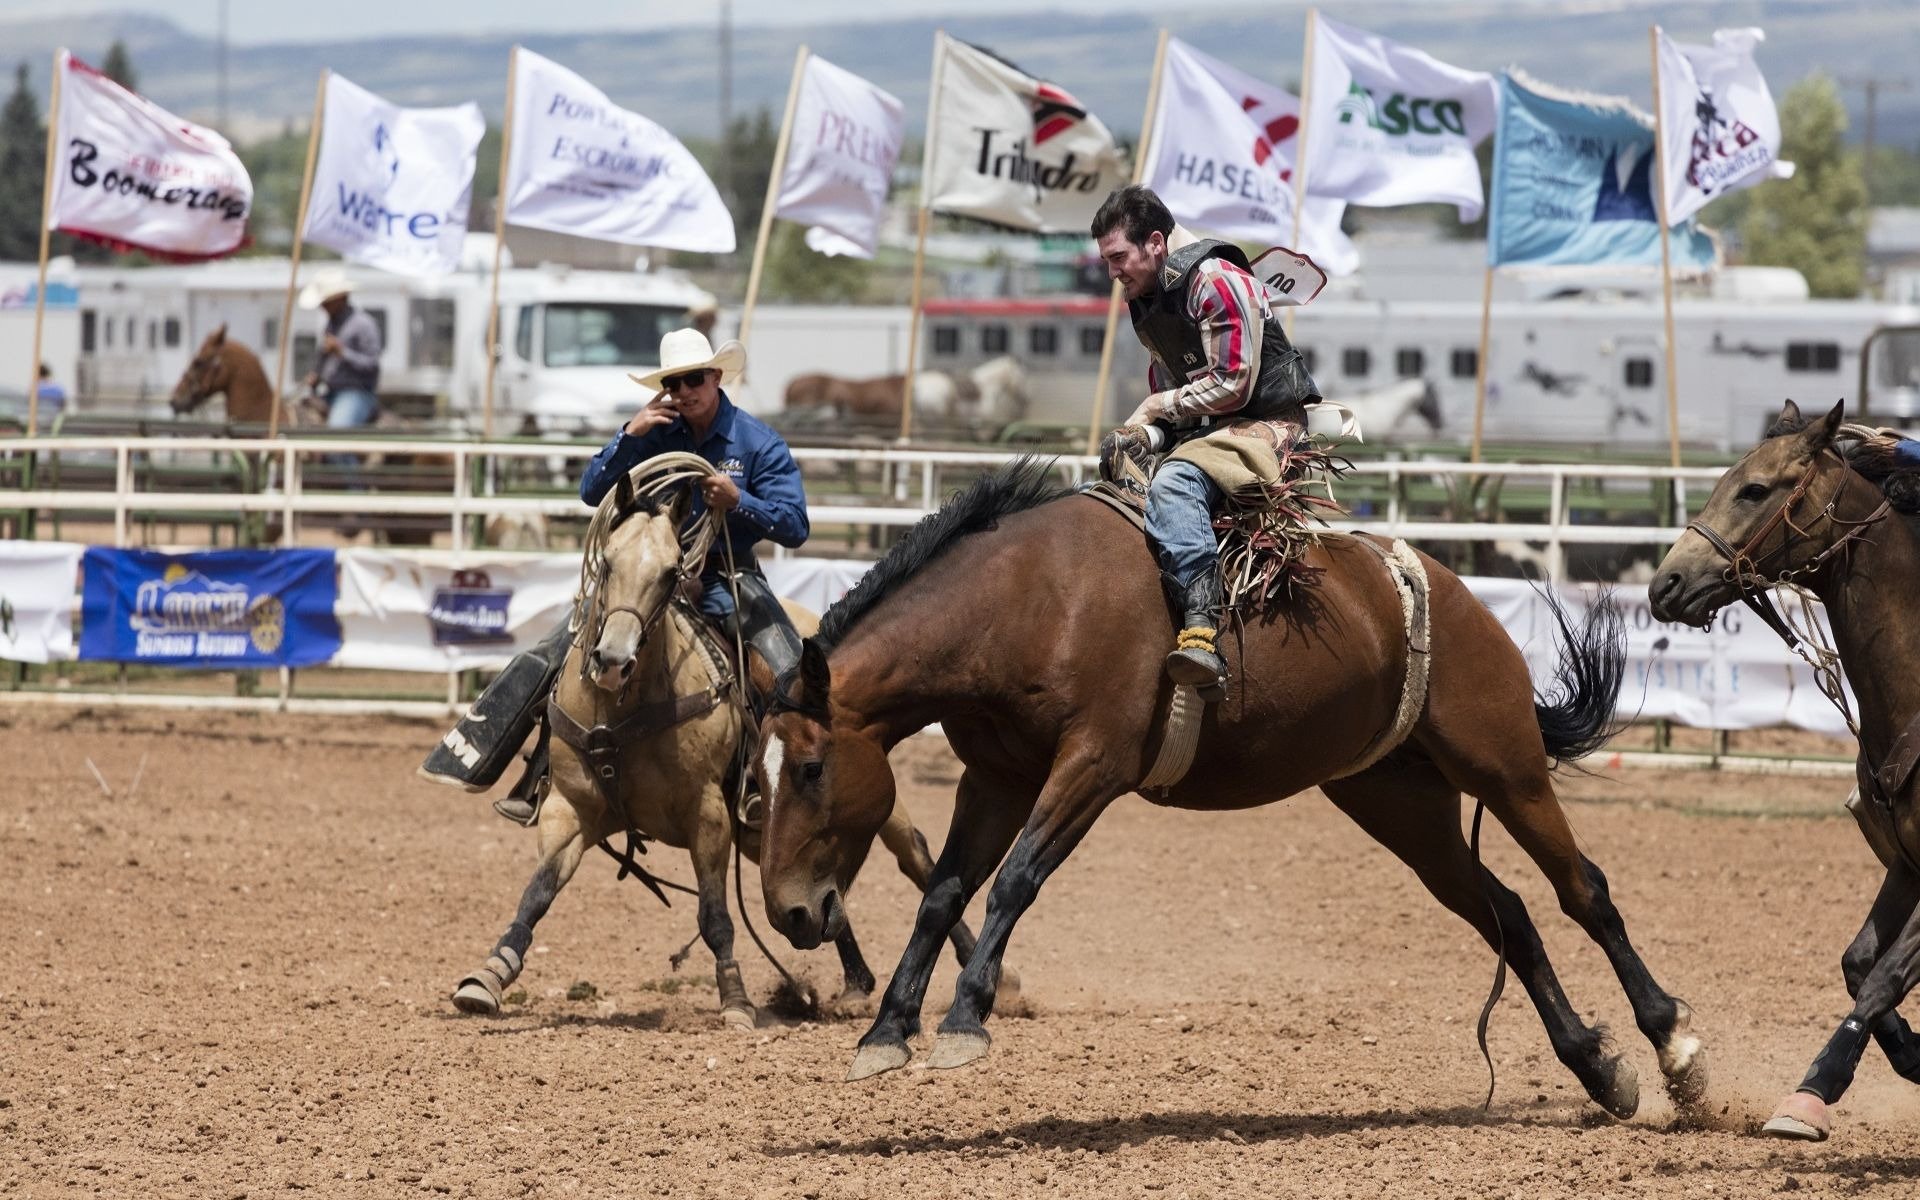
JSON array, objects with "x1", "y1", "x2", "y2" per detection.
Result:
[
  {"x1": 629, "y1": 329, "x2": 746, "y2": 391},
  {"x1": 297, "y1": 267, "x2": 354, "y2": 310}
]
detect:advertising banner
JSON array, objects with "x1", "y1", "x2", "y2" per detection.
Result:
[
  {"x1": 0, "y1": 541, "x2": 82, "y2": 663},
  {"x1": 332, "y1": 550, "x2": 579, "y2": 671},
  {"x1": 78, "y1": 548, "x2": 340, "y2": 667}
]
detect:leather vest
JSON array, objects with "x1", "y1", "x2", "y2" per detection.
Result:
[{"x1": 1128, "y1": 238, "x2": 1320, "y2": 426}]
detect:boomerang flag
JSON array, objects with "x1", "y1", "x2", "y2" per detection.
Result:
[
  {"x1": 922, "y1": 33, "x2": 1125, "y2": 233},
  {"x1": 1656, "y1": 27, "x2": 1794, "y2": 224}
]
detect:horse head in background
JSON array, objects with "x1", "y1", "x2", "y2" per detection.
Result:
[{"x1": 169, "y1": 325, "x2": 299, "y2": 425}]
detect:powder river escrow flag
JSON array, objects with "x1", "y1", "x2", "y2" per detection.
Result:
[
  {"x1": 1655, "y1": 27, "x2": 1794, "y2": 226},
  {"x1": 771, "y1": 55, "x2": 904, "y2": 260},
  {"x1": 44, "y1": 50, "x2": 253, "y2": 260},
  {"x1": 1300, "y1": 16, "x2": 1498, "y2": 222},
  {"x1": 1144, "y1": 37, "x2": 1358, "y2": 277},
  {"x1": 921, "y1": 34, "x2": 1126, "y2": 234},
  {"x1": 1487, "y1": 70, "x2": 1718, "y2": 270},
  {"x1": 502, "y1": 47, "x2": 735, "y2": 253},
  {"x1": 301, "y1": 74, "x2": 485, "y2": 277}
]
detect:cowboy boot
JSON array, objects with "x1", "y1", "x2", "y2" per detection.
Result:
[
  {"x1": 419, "y1": 622, "x2": 570, "y2": 796},
  {"x1": 1164, "y1": 573, "x2": 1227, "y2": 702}
]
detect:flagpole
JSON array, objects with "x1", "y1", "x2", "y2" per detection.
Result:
[
  {"x1": 26, "y1": 50, "x2": 63, "y2": 438},
  {"x1": 898, "y1": 30, "x2": 946, "y2": 442},
  {"x1": 1648, "y1": 25, "x2": 1683, "y2": 470},
  {"x1": 270, "y1": 69, "x2": 327, "y2": 440},
  {"x1": 483, "y1": 46, "x2": 520, "y2": 443},
  {"x1": 1086, "y1": 27, "x2": 1170, "y2": 456},
  {"x1": 1469, "y1": 265, "x2": 1494, "y2": 463},
  {"x1": 737, "y1": 44, "x2": 809, "y2": 357},
  {"x1": 1283, "y1": 7, "x2": 1320, "y2": 340}
]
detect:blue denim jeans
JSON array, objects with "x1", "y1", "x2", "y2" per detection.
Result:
[
  {"x1": 1145, "y1": 459, "x2": 1223, "y2": 590},
  {"x1": 326, "y1": 388, "x2": 379, "y2": 428}
]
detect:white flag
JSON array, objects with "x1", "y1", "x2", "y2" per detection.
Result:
[
  {"x1": 1145, "y1": 38, "x2": 1358, "y2": 276},
  {"x1": 1302, "y1": 16, "x2": 1498, "y2": 221},
  {"x1": 45, "y1": 51, "x2": 252, "y2": 260},
  {"x1": 923, "y1": 35, "x2": 1126, "y2": 233},
  {"x1": 773, "y1": 55, "x2": 903, "y2": 260},
  {"x1": 503, "y1": 48, "x2": 735, "y2": 253},
  {"x1": 1657, "y1": 27, "x2": 1794, "y2": 224},
  {"x1": 301, "y1": 75, "x2": 484, "y2": 276}
]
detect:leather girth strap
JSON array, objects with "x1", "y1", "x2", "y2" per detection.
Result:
[{"x1": 547, "y1": 686, "x2": 724, "y2": 809}]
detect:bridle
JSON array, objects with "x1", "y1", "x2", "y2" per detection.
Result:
[{"x1": 576, "y1": 548, "x2": 689, "y2": 690}]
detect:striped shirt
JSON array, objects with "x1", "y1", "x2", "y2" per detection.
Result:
[{"x1": 1142, "y1": 255, "x2": 1272, "y2": 422}]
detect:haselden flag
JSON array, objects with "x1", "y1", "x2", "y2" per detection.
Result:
[
  {"x1": 1656, "y1": 27, "x2": 1794, "y2": 225},
  {"x1": 1145, "y1": 37, "x2": 1358, "y2": 276},
  {"x1": 1301, "y1": 16, "x2": 1498, "y2": 221},
  {"x1": 771, "y1": 55, "x2": 903, "y2": 260},
  {"x1": 1488, "y1": 71, "x2": 1717, "y2": 269},
  {"x1": 922, "y1": 34, "x2": 1126, "y2": 233},
  {"x1": 301, "y1": 74, "x2": 484, "y2": 276},
  {"x1": 45, "y1": 50, "x2": 253, "y2": 260},
  {"x1": 502, "y1": 48, "x2": 735, "y2": 252}
]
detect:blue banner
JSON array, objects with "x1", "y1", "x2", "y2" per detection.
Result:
[
  {"x1": 1488, "y1": 72, "x2": 1717, "y2": 268},
  {"x1": 80, "y1": 548, "x2": 340, "y2": 667}
]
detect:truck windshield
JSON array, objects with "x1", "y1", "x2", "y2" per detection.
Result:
[{"x1": 542, "y1": 303, "x2": 682, "y2": 368}]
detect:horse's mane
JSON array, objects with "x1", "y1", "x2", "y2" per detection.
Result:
[
  {"x1": 815, "y1": 456, "x2": 1075, "y2": 650},
  {"x1": 1764, "y1": 408, "x2": 1920, "y2": 515}
]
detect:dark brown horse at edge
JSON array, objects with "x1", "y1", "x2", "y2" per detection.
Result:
[
  {"x1": 1653, "y1": 400, "x2": 1920, "y2": 1141},
  {"x1": 752, "y1": 457, "x2": 1709, "y2": 1119}
]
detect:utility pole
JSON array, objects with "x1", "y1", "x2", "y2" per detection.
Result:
[
  {"x1": 1841, "y1": 75, "x2": 1912, "y2": 204},
  {"x1": 217, "y1": 0, "x2": 229, "y2": 129},
  {"x1": 719, "y1": 0, "x2": 734, "y2": 216}
]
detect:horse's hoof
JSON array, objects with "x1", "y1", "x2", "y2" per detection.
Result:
[
  {"x1": 1761, "y1": 1092, "x2": 1831, "y2": 1141},
  {"x1": 721, "y1": 1004, "x2": 757, "y2": 1031},
  {"x1": 1593, "y1": 1053, "x2": 1640, "y2": 1120},
  {"x1": 452, "y1": 979, "x2": 501, "y2": 1016},
  {"x1": 1665, "y1": 1046, "x2": 1710, "y2": 1110},
  {"x1": 846, "y1": 1040, "x2": 911, "y2": 1082},
  {"x1": 928, "y1": 1029, "x2": 991, "y2": 1071}
]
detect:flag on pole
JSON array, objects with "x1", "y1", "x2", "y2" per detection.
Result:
[
  {"x1": 1300, "y1": 16, "x2": 1498, "y2": 221},
  {"x1": 1487, "y1": 71, "x2": 1717, "y2": 269},
  {"x1": 45, "y1": 51, "x2": 253, "y2": 260},
  {"x1": 301, "y1": 74, "x2": 485, "y2": 276},
  {"x1": 1656, "y1": 27, "x2": 1793, "y2": 224},
  {"x1": 771, "y1": 55, "x2": 903, "y2": 260},
  {"x1": 922, "y1": 35, "x2": 1126, "y2": 233},
  {"x1": 1144, "y1": 37, "x2": 1358, "y2": 276},
  {"x1": 502, "y1": 48, "x2": 735, "y2": 252}
]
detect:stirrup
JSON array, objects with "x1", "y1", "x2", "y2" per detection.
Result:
[
  {"x1": 1165, "y1": 626, "x2": 1227, "y2": 702},
  {"x1": 492, "y1": 724, "x2": 551, "y2": 828}
]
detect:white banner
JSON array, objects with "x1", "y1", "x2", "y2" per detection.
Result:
[
  {"x1": 503, "y1": 48, "x2": 736, "y2": 253},
  {"x1": 923, "y1": 35, "x2": 1126, "y2": 233},
  {"x1": 302, "y1": 74, "x2": 484, "y2": 276},
  {"x1": 1302, "y1": 17, "x2": 1498, "y2": 221},
  {"x1": 773, "y1": 55, "x2": 903, "y2": 260},
  {"x1": 46, "y1": 51, "x2": 253, "y2": 260},
  {"x1": 1146, "y1": 38, "x2": 1358, "y2": 276},
  {"x1": 1656, "y1": 27, "x2": 1793, "y2": 225},
  {"x1": 0, "y1": 541, "x2": 81, "y2": 663},
  {"x1": 332, "y1": 550, "x2": 580, "y2": 672}
]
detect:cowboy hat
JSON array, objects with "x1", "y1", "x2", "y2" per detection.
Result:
[
  {"x1": 297, "y1": 267, "x2": 354, "y2": 310},
  {"x1": 629, "y1": 329, "x2": 746, "y2": 391}
]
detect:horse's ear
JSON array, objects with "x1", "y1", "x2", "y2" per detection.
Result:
[
  {"x1": 1817, "y1": 399, "x2": 1846, "y2": 444},
  {"x1": 212, "y1": 323, "x2": 227, "y2": 345},
  {"x1": 798, "y1": 638, "x2": 831, "y2": 711},
  {"x1": 613, "y1": 472, "x2": 633, "y2": 513}
]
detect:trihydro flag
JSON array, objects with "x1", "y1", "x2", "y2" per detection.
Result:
[
  {"x1": 1146, "y1": 38, "x2": 1358, "y2": 276},
  {"x1": 45, "y1": 51, "x2": 252, "y2": 260},
  {"x1": 1657, "y1": 27, "x2": 1793, "y2": 224},
  {"x1": 1488, "y1": 71, "x2": 1717, "y2": 269},
  {"x1": 772, "y1": 55, "x2": 903, "y2": 260},
  {"x1": 923, "y1": 35, "x2": 1125, "y2": 233},
  {"x1": 1301, "y1": 17, "x2": 1498, "y2": 221},
  {"x1": 302, "y1": 74, "x2": 484, "y2": 276},
  {"x1": 503, "y1": 48, "x2": 735, "y2": 252}
]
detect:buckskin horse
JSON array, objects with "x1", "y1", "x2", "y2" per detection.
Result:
[
  {"x1": 753, "y1": 457, "x2": 1708, "y2": 1117},
  {"x1": 1651, "y1": 400, "x2": 1920, "y2": 1140},
  {"x1": 452, "y1": 460, "x2": 984, "y2": 1027}
]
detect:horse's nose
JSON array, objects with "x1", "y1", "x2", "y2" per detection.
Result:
[
  {"x1": 1649, "y1": 570, "x2": 1684, "y2": 617},
  {"x1": 782, "y1": 905, "x2": 822, "y2": 949},
  {"x1": 588, "y1": 648, "x2": 630, "y2": 680}
]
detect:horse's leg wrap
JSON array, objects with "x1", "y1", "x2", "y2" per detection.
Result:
[
  {"x1": 1872, "y1": 1012, "x2": 1920, "y2": 1083},
  {"x1": 1797, "y1": 1015, "x2": 1872, "y2": 1104},
  {"x1": 715, "y1": 957, "x2": 753, "y2": 1029},
  {"x1": 453, "y1": 943, "x2": 523, "y2": 1013}
]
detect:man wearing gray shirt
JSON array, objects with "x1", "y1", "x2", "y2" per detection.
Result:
[{"x1": 298, "y1": 267, "x2": 381, "y2": 428}]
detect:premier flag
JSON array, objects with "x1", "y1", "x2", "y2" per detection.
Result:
[
  {"x1": 772, "y1": 55, "x2": 904, "y2": 259},
  {"x1": 1488, "y1": 71, "x2": 1717, "y2": 269},
  {"x1": 45, "y1": 51, "x2": 253, "y2": 260},
  {"x1": 1301, "y1": 16, "x2": 1498, "y2": 221},
  {"x1": 503, "y1": 48, "x2": 735, "y2": 252},
  {"x1": 1145, "y1": 37, "x2": 1358, "y2": 276},
  {"x1": 1656, "y1": 27, "x2": 1793, "y2": 224},
  {"x1": 922, "y1": 35, "x2": 1125, "y2": 233},
  {"x1": 302, "y1": 74, "x2": 484, "y2": 276}
]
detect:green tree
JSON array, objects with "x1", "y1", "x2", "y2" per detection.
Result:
[
  {"x1": 761, "y1": 221, "x2": 871, "y2": 302},
  {"x1": 100, "y1": 40, "x2": 136, "y2": 92},
  {"x1": 720, "y1": 107, "x2": 777, "y2": 256},
  {"x1": 1738, "y1": 74, "x2": 1868, "y2": 298},
  {"x1": 0, "y1": 63, "x2": 45, "y2": 262},
  {"x1": 237, "y1": 125, "x2": 318, "y2": 253}
]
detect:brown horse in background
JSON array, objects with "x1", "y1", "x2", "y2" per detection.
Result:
[
  {"x1": 1652, "y1": 400, "x2": 1920, "y2": 1140},
  {"x1": 169, "y1": 325, "x2": 309, "y2": 426},
  {"x1": 753, "y1": 458, "x2": 1708, "y2": 1119}
]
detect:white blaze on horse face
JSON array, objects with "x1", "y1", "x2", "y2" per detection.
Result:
[{"x1": 761, "y1": 733, "x2": 787, "y2": 810}]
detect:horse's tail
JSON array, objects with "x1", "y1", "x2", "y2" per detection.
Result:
[{"x1": 1531, "y1": 584, "x2": 1627, "y2": 767}]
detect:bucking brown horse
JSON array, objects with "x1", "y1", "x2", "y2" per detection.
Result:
[
  {"x1": 1652, "y1": 400, "x2": 1920, "y2": 1141},
  {"x1": 753, "y1": 457, "x2": 1708, "y2": 1118}
]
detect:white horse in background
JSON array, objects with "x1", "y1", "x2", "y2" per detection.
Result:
[
  {"x1": 1325, "y1": 378, "x2": 1444, "y2": 443},
  {"x1": 913, "y1": 355, "x2": 1031, "y2": 427}
]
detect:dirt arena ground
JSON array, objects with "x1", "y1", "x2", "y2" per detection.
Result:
[{"x1": 6, "y1": 706, "x2": 1920, "y2": 1199}]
